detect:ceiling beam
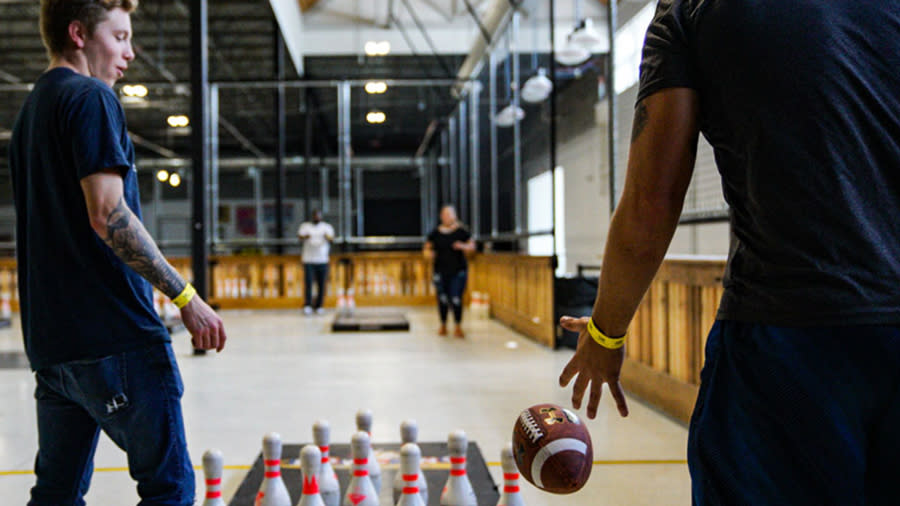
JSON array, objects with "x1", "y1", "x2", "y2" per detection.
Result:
[{"x1": 0, "y1": 68, "x2": 22, "y2": 83}]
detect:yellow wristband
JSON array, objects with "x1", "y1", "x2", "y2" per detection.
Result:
[
  {"x1": 586, "y1": 318, "x2": 626, "y2": 349},
  {"x1": 172, "y1": 283, "x2": 196, "y2": 309}
]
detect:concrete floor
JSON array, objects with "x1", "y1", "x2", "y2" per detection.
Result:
[{"x1": 0, "y1": 308, "x2": 690, "y2": 505}]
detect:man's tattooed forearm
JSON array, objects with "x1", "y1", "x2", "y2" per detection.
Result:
[
  {"x1": 104, "y1": 197, "x2": 186, "y2": 298},
  {"x1": 631, "y1": 101, "x2": 649, "y2": 144}
]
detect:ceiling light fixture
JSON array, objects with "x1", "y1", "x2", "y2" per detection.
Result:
[
  {"x1": 364, "y1": 81, "x2": 388, "y2": 94},
  {"x1": 122, "y1": 84, "x2": 148, "y2": 98},
  {"x1": 569, "y1": 18, "x2": 602, "y2": 50},
  {"x1": 156, "y1": 169, "x2": 169, "y2": 182},
  {"x1": 364, "y1": 41, "x2": 391, "y2": 56},
  {"x1": 555, "y1": 40, "x2": 591, "y2": 66},
  {"x1": 366, "y1": 111, "x2": 386, "y2": 124},
  {"x1": 168, "y1": 173, "x2": 182, "y2": 187},
  {"x1": 521, "y1": 68, "x2": 553, "y2": 103},
  {"x1": 166, "y1": 115, "x2": 190, "y2": 128},
  {"x1": 495, "y1": 104, "x2": 525, "y2": 127}
]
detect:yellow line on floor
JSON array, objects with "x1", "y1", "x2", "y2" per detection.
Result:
[{"x1": 0, "y1": 459, "x2": 686, "y2": 476}]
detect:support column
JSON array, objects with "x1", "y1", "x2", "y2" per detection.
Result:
[
  {"x1": 607, "y1": 0, "x2": 618, "y2": 213},
  {"x1": 469, "y1": 82, "x2": 481, "y2": 238},
  {"x1": 337, "y1": 82, "x2": 352, "y2": 244},
  {"x1": 274, "y1": 25, "x2": 286, "y2": 254},
  {"x1": 457, "y1": 100, "x2": 468, "y2": 222},
  {"x1": 190, "y1": 0, "x2": 209, "y2": 299},
  {"x1": 489, "y1": 50, "x2": 499, "y2": 237}
]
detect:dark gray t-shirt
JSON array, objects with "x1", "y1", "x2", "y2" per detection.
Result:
[{"x1": 639, "y1": 0, "x2": 900, "y2": 325}]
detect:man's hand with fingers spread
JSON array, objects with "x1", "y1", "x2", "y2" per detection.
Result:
[{"x1": 558, "y1": 316, "x2": 629, "y2": 419}]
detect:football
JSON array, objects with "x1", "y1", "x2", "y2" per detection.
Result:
[{"x1": 511, "y1": 403, "x2": 593, "y2": 494}]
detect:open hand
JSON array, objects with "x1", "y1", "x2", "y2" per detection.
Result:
[{"x1": 558, "y1": 316, "x2": 629, "y2": 419}]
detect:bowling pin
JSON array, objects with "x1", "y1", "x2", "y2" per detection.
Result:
[
  {"x1": 297, "y1": 445, "x2": 326, "y2": 506},
  {"x1": 202, "y1": 449, "x2": 226, "y2": 506},
  {"x1": 355, "y1": 409, "x2": 382, "y2": 493},
  {"x1": 255, "y1": 432, "x2": 292, "y2": 506},
  {"x1": 440, "y1": 430, "x2": 477, "y2": 506},
  {"x1": 396, "y1": 443, "x2": 425, "y2": 506},
  {"x1": 343, "y1": 432, "x2": 379, "y2": 506},
  {"x1": 393, "y1": 420, "x2": 428, "y2": 504},
  {"x1": 313, "y1": 420, "x2": 341, "y2": 506},
  {"x1": 496, "y1": 444, "x2": 524, "y2": 506}
]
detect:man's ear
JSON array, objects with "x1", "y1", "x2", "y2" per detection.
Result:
[{"x1": 68, "y1": 20, "x2": 88, "y2": 50}]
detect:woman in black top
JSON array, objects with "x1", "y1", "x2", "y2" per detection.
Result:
[{"x1": 423, "y1": 205, "x2": 475, "y2": 337}]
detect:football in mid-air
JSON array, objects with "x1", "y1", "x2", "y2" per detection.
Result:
[{"x1": 511, "y1": 403, "x2": 593, "y2": 494}]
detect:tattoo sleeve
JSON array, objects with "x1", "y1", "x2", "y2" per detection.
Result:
[
  {"x1": 631, "y1": 101, "x2": 649, "y2": 144},
  {"x1": 104, "y1": 197, "x2": 187, "y2": 299}
]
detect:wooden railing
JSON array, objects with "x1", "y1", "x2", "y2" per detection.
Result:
[
  {"x1": 621, "y1": 257, "x2": 726, "y2": 422},
  {"x1": 205, "y1": 252, "x2": 435, "y2": 309},
  {"x1": 468, "y1": 253, "x2": 556, "y2": 347}
]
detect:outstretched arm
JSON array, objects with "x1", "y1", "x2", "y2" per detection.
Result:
[
  {"x1": 559, "y1": 87, "x2": 700, "y2": 418},
  {"x1": 81, "y1": 169, "x2": 227, "y2": 351}
]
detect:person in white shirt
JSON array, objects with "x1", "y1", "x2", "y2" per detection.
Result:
[{"x1": 297, "y1": 210, "x2": 335, "y2": 315}]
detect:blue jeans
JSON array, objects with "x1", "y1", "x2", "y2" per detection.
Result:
[
  {"x1": 304, "y1": 263, "x2": 329, "y2": 309},
  {"x1": 688, "y1": 321, "x2": 900, "y2": 506},
  {"x1": 434, "y1": 270, "x2": 468, "y2": 324},
  {"x1": 29, "y1": 343, "x2": 193, "y2": 506}
]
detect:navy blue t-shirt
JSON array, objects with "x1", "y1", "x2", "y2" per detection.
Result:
[
  {"x1": 639, "y1": 0, "x2": 900, "y2": 326},
  {"x1": 9, "y1": 68, "x2": 169, "y2": 370}
]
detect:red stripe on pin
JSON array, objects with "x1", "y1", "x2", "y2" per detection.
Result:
[
  {"x1": 303, "y1": 477, "x2": 320, "y2": 494},
  {"x1": 265, "y1": 471, "x2": 280, "y2": 478},
  {"x1": 206, "y1": 478, "x2": 222, "y2": 485},
  {"x1": 207, "y1": 491, "x2": 222, "y2": 499},
  {"x1": 319, "y1": 445, "x2": 329, "y2": 452},
  {"x1": 402, "y1": 474, "x2": 418, "y2": 481},
  {"x1": 321, "y1": 457, "x2": 329, "y2": 463},
  {"x1": 450, "y1": 457, "x2": 466, "y2": 464},
  {"x1": 450, "y1": 470, "x2": 466, "y2": 476},
  {"x1": 354, "y1": 458, "x2": 368, "y2": 465},
  {"x1": 403, "y1": 487, "x2": 419, "y2": 494},
  {"x1": 264, "y1": 459, "x2": 280, "y2": 466},
  {"x1": 504, "y1": 473, "x2": 519, "y2": 480},
  {"x1": 353, "y1": 470, "x2": 368, "y2": 477},
  {"x1": 504, "y1": 486, "x2": 520, "y2": 493}
]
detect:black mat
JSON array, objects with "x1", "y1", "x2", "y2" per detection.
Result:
[
  {"x1": 331, "y1": 311, "x2": 410, "y2": 332},
  {"x1": 229, "y1": 442, "x2": 498, "y2": 506}
]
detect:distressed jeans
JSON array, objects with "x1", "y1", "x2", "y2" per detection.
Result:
[{"x1": 28, "y1": 343, "x2": 194, "y2": 506}]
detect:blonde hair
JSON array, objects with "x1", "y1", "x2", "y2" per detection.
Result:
[{"x1": 40, "y1": 0, "x2": 139, "y2": 59}]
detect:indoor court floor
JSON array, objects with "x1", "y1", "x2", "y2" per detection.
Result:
[{"x1": 0, "y1": 308, "x2": 690, "y2": 505}]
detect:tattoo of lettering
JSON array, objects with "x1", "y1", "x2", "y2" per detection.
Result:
[
  {"x1": 104, "y1": 197, "x2": 186, "y2": 299},
  {"x1": 631, "y1": 101, "x2": 649, "y2": 144}
]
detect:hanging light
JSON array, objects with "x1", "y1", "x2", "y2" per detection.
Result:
[
  {"x1": 169, "y1": 173, "x2": 182, "y2": 187},
  {"x1": 156, "y1": 169, "x2": 169, "y2": 182},
  {"x1": 521, "y1": 68, "x2": 553, "y2": 103},
  {"x1": 569, "y1": 18, "x2": 602, "y2": 51},
  {"x1": 495, "y1": 104, "x2": 525, "y2": 127},
  {"x1": 555, "y1": 39, "x2": 590, "y2": 66}
]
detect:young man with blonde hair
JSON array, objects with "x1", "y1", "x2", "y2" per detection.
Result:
[{"x1": 10, "y1": 1, "x2": 226, "y2": 503}]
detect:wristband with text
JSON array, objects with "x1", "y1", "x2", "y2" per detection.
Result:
[
  {"x1": 586, "y1": 318, "x2": 626, "y2": 349},
  {"x1": 172, "y1": 283, "x2": 197, "y2": 309}
]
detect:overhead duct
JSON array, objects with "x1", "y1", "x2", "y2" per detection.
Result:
[{"x1": 452, "y1": 0, "x2": 519, "y2": 97}]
